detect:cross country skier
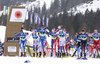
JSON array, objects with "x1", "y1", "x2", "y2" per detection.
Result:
[
  {"x1": 56, "y1": 26, "x2": 62, "y2": 57},
  {"x1": 27, "y1": 31, "x2": 39, "y2": 57},
  {"x1": 65, "y1": 34, "x2": 71, "y2": 57},
  {"x1": 80, "y1": 29, "x2": 88, "y2": 58},
  {"x1": 92, "y1": 29, "x2": 100, "y2": 58},
  {"x1": 37, "y1": 25, "x2": 49, "y2": 57},
  {"x1": 48, "y1": 28, "x2": 57, "y2": 57},
  {"x1": 57, "y1": 30, "x2": 66, "y2": 57},
  {"x1": 70, "y1": 39, "x2": 75, "y2": 56},
  {"x1": 15, "y1": 30, "x2": 28, "y2": 57},
  {"x1": 89, "y1": 37, "x2": 94, "y2": 58}
]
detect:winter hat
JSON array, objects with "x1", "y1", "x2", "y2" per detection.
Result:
[{"x1": 58, "y1": 26, "x2": 61, "y2": 29}]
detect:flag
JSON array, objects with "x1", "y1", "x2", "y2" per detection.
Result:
[
  {"x1": 25, "y1": 11, "x2": 28, "y2": 20},
  {"x1": 34, "y1": 13, "x2": 38, "y2": 24},
  {"x1": 7, "y1": 7, "x2": 10, "y2": 15},
  {"x1": 46, "y1": 17, "x2": 49, "y2": 27},
  {"x1": 0, "y1": 4, "x2": 1, "y2": 11},
  {"x1": 10, "y1": 8, "x2": 27, "y2": 22},
  {"x1": 3, "y1": 6, "x2": 7, "y2": 15},
  {"x1": 30, "y1": 12, "x2": 33, "y2": 24},
  {"x1": 42, "y1": 15, "x2": 45, "y2": 25}
]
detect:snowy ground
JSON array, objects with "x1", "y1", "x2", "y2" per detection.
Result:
[{"x1": 0, "y1": 56, "x2": 100, "y2": 65}]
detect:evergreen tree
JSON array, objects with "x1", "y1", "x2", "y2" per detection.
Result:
[{"x1": 42, "y1": 2, "x2": 46, "y2": 14}]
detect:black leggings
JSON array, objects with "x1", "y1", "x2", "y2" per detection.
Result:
[{"x1": 81, "y1": 40, "x2": 87, "y2": 53}]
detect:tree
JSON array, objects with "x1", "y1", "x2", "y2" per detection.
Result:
[{"x1": 42, "y1": 2, "x2": 46, "y2": 14}]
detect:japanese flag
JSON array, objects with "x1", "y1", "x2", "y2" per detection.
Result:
[{"x1": 10, "y1": 8, "x2": 27, "y2": 22}]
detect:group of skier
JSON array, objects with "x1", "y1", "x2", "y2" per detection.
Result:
[{"x1": 6, "y1": 25, "x2": 100, "y2": 58}]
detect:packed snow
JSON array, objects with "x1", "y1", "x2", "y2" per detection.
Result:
[
  {"x1": 68, "y1": 0, "x2": 100, "y2": 15},
  {"x1": 0, "y1": 56, "x2": 100, "y2": 65}
]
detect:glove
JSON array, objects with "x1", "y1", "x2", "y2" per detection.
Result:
[{"x1": 14, "y1": 32, "x2": 16, "y2": 34}]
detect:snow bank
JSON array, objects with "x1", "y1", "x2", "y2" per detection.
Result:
[
  {"x1": 68, "y1": 0, "x2": 100, "y2": 15},
  {"x1": 0, "y1": 26, "x2": 6, "y2": 43}
]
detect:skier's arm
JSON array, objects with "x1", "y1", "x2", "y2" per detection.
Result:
[
  {"x1": 48, "y1": 32, "x2": 51, "y2": 37},
  {"x1": 14, "y1": 33, "x2": 20, "y2": 38},
  {"x1": 27, "y1": 34, "x2": 32, "y2": 39},
  {"x1": 37, "y1": 28, "x2": 40, "y2": 32},
  {"x1": 46, "y1": 29, "x2": 50, "y2": 35}
]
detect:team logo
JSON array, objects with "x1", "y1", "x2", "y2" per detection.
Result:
[{"x1": 15, "y1": 11, "x2": 22, "y2": 19}]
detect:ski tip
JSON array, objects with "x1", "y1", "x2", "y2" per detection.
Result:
[
  {"x1": 77, "y1": 58, "x2": 81, "y2": 60},
  {"x1": 24, "y1": 60, "x2": 31, "y2": 63},
  {"x1": 82, "y1": 58, "x2": 88, "y2": 60},
  {"x1": 77, "y1": 58, "x2": 88, "y2": 60}
]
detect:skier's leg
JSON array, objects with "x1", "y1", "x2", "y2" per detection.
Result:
[
  {"x1": 60, "y1": 46, "x2": 62, "y2": 57},
  {"x1": 23, "y1": 41, "x2": 27, "y2": 57},
  {"x1": 96, "y1": 40, "x2": 99, "y2": 57},
  {"x1": 39, "y1": 40, "x2": 42, "y2": 57},
  {"x1": 20, "y1": 42, "x2": 23, "y2": 56},
  {"x1": 97, "y1": 40, "x2": 99, "y2": 53},
  {"x1": 90, "y1": 45, "x2": 92, "y2": 57},
  {"x1": 23, "y1": 41, "x2": 27, "y2": 52},
  {"x1": 58, "y1": 38, "x2": 60, "y2": 55},
  {"x1": 20, "y1": 42, "x2": 23, "y2": 53},
  {"x1": 80, "y1": 42, "x2": 83, "y2": 58},
  {"x1": 62, "y1": 45, "x2": 65, "y2": 57},
  {"x1": 51, "y1": 39, "x2": 54, "y2": 56},
  {"x1": 33, "y1": 45, "x2": 35, "y2": 57},
  {"x1": 93, "y1": 41, "x2": 96, "y2": 58},
  {"x1": 54, "y1": 39, "x2": 57, "y2": 56},
  {"x1": 84, "y1": 42, "x2": 86, "y2": 58},
  {"x1": 36, "y1": 44, "x2": 38, "y2": 57},
  {"x1": 43, "y1": 39, "x2": 46, "y2": 57}
]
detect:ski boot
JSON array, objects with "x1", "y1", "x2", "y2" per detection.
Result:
[
  {"x1": 24, "y1": 52, "x2": 26, "y2": 57},
  {"x1": 90, "y1": 54, "x2": 92, "y2": 58},
  {"x1": 93, "y1": 54, "x2": 95, "y2": 58},
  {"x1": 0, "y1": 53, "x2": 2, "y2": 56},
  {"x1": 84, "y1": 53, "x2": 86, "y2": 58},
  {"x1": 51, "y1": 53, "x2": 53, "y2": 57},
  {"x1": 62, "y1": 52, "x2": 66, "y2": 58},
  {"x1": 55, "y1": 52, "x2": 58, "y2": 57},
  {"x1": 59, "y1": 52, "x2": 61, "y2": 57},
  {"x1": 78, "y1": 55, "x2": 80, "y2": 58},
  {"x1": 80, "y1": 52, "x2": 82, "y2": 58},
  {"x1": 57, "y1": 52, "x2": 60, "y2": 58},
  {"x1": 39, "y1": 52, "x2": 41, "y2": 57},
  {"x1": 66, "y1": 52, "x2": 69, "y2": 57},
  {"x1": 36, "y1": 52, "x2": 38, "y2": 57},
  {"x1": 43, "y1": 52, "x2": 46, "y2": 58},
  {"x1": 57, "y1": 50, "x2": 60, "y2": 57},
  {"x1": 21, "y1": 52, "x2": 23, "y2": 57},
  {"x1": 97, "y1": 54, "x2": 100, "y2": 58},
  {"x1": 33, "y1": 52, "x2": 35, "y2": 57}
]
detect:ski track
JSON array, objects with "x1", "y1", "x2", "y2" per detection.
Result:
[{"x1": 0, "y1": 56, "x2": 100, "y2": 65}]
